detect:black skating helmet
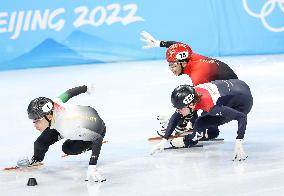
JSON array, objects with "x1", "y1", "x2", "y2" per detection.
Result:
[
  {"x1": 27, "y1": 97, "x2": 54, "y2": 120},
  {"x1": 171, "y1": 85, "x2": 195, "y2": 109}
]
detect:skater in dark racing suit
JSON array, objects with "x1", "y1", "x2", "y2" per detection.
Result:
[
  {"x1": 18, "y1": 84, "x2": 106, "y2": 182},
  {"x1": 140, "y1": 31, "x2": 239, "y2": 136},
  {"x1": 151, "y1": 79, "x2": 253, "y2": 161}
]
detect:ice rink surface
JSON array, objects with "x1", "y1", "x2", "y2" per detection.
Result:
[{"x1": 0, "y1": 54, "x2": 284, "y2": 196}]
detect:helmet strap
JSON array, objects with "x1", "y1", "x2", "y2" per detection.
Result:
[
  {"x1": 178, "y1": 62, "x2": 184, "y2": 76},
  {"x1": 43, "y1": 111, "x2": 53, "y2": 127},
  {"x1": 178, "y1": 60, "x2": 188, "y2": 75},
  {"x1": 186, "y1": 106, "x2": 194, "y2": 116}
]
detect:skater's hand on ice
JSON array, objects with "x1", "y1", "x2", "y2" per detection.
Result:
[
  {"x1": 86, "y1": 83, "x2": 95, "y2": 95},
  {"x1": 150, "y1": 138, "x2": 168, "y2": 155},
  {"x1": 17, "y1": 156, "x2": 31, "y2": 167},
  {"x1": 17, "y1": 156, "x2": 42, "y2": 167},
  {"x1": 233, "y1": 139, "x2": 248, "y2": 161},
  {"x1": 140, "y1": 31, "x2": 160, "y2": 49},
  {"x1": 85, "y1": 165, "x2": 106, "y2": 182}
]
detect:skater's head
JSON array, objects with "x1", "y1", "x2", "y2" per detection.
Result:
[
  {"x1": 171, "y1": 85, "x2": 200, "y2": 116},
  {"x1": 27, "y1": 97, "x2": 54, "y2": 132},
  {"x1": 166, "y1": 43, "x2": 192, "y2": 76}
]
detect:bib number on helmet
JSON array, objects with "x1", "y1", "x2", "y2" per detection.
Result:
[
  {"x1": 176, "y1": 51, "x2": 188, "y2": 60},
  {"x1": 42, "y1": 102, "x2": 53, "y2": 112},
  {"x1": 183, "y1": 94, "x2": 194, "y2": 105}
]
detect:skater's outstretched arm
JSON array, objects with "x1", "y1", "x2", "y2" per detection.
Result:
[
  {"x1": 57, "y1": 85, "x2": 87, "y2": 103},
  {"x1": 140, "y1": 31, "x2": 179, "y2": 49},
  {"x1": 56, "y1": 84, "x2": 95, "y2": 103}
]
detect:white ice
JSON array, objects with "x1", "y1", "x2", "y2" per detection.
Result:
[{"x1": 0, "y1": 54, "x2": 284, "y2": 196}]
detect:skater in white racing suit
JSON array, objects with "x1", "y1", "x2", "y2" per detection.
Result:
[{"x1": 20, "y1": 85, "x2": 106, "y2": 182}]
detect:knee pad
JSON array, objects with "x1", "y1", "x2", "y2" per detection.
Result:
[
  {"x1": 62, "y1": 141, "x2": 72, "y2": 155},
  {"x1": 207, "y1": 128, "x2": 220, "y2": 139},
  {"x1": 62, "y1": 140, "x2": 80, "y2": 155}
]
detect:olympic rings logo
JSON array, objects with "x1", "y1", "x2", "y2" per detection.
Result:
[{"x1": 243, "y1": 0, "x2": 284, "y2": 32}]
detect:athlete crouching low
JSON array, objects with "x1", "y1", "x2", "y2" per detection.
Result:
[
  {"x1": 151, "y1": 79, "x2": 253, "y2": 161},
  {"x1": 17, "y1": 84, "x2": 106, "y2": 182}
]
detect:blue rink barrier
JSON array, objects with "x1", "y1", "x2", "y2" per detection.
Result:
[{"x1": 0, "y1": 0, "x2": 283, "y2": 70}]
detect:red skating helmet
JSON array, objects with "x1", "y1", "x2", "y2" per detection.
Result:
[{"x1": 166, "y1": 43, "x2": 192, "y2": 62}]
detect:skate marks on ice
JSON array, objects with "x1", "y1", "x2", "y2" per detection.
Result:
[
  {"x1": 0, "y1": 161, "x2": 98, "y2": 196},
  {"x1": 1, "y1": 55, "x2": 284, "y2": 195}
]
